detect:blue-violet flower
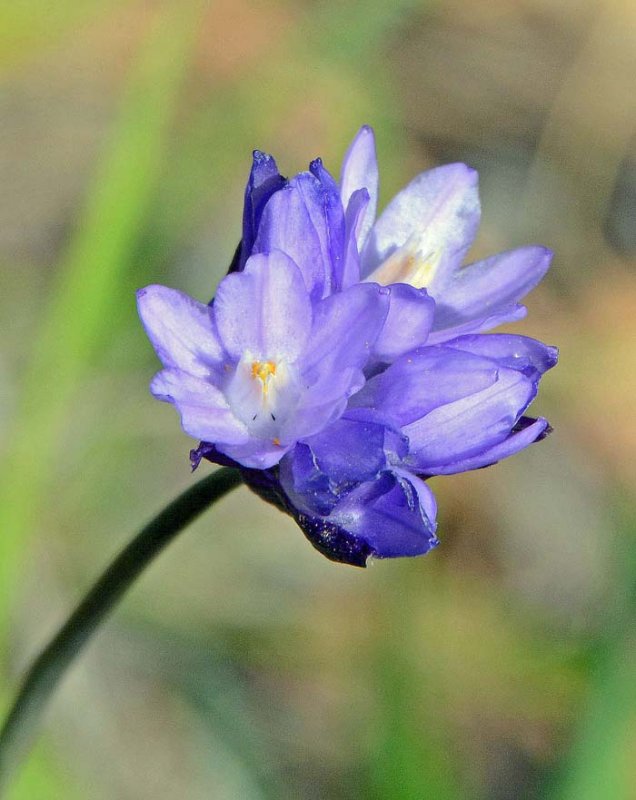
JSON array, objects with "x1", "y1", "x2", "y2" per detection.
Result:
[{"x1": 138, "y1": 126, "x2": 557, "y2": 566}]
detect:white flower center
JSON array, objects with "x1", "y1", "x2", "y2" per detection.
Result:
[{"x1": 225, "y1": 354, "x2": 301, "y2": 443}]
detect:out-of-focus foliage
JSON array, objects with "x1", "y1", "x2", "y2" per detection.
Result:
[{"x1": 0, "y1": 0, "x2": 635, "y2": 798}]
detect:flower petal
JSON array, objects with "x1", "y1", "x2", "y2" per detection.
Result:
[
  {"x1": 239, "y1": 150, "x2": 286, "y2": 269},
  {"x1": 278, "y1": 465, "x2": 438, "y2": 565},
  {"x1": 423, "y1": 416, "x2": 551, "y2": 475},
  {"x1": 150, "y1": 369, "x2": 249, "y2": 444},
  {"x1": 430, "y1": 245, "x2": 552, "y2": 335},
  {"x1": 253, "y1": 167, "x2": 345, "y2": 300},
  {"x1": 261, "y1": 283, "x2": 388, "y2": 442},
  {"x1": 403, "y1": 366, "x2": 537, "y2": 470},
  {"x1": 217, "y1": 438, "x2": 292, "y2": 470},
  {"x1": 443, "y1": 333, "x2": 558, "y2": 381},
  {"x1": 308, "y1": 158, "x2": 347, "y2": 290},
  {"x1": 214, "y1": 251, "x2": 312, "y2": 361},
  {"x1": 361, "y1": 163, "x2": 480, "y2": 287},
  {"x1": 339, "y1": 125, "x2": 378, "y2": 250},
  {"x1": 426, "y1": 304, "x2": 527, "y2": 344},
  {"x1": 341, "y1": 187, "x2": 369, "y2": 289},
  {"x1": 329, "y1": 471, "x2": 439, "y2": 559},
  {"x1": 302, "y1": 282, "x2": 390, "y2": 386},
  {"x1": 302, "y1": 417, "x2": 390, "y2": 489},
  {"x1": 349, "y1": 347, "x2": 500, "y2": 428},
  {"x1": 137, "y1": 285, "x2": 226, "y2": 378},
  {"x1": 280, "y1": 384, "x2": 363, "y2": 443},
  {"x1": 372, "y1": 283, "x2": 435, "y2": 363}
]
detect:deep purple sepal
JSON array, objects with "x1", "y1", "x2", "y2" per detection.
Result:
[
  {"x1": 289, "y1": 511, "x2": 373, "y2": 567},
  {"x1": 240, "y1": 150, "x2": 287, "y2": 270},
  {"x1": 514, "y1": 414, "x2": 553, "y2": 440}
]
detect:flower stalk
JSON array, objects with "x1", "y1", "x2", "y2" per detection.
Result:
[{"x1": 0, "y1": 467, "x2": 241, "y2": 795}]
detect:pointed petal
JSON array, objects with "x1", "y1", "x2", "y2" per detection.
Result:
[
  {"x1": 309, "y1": 158, "x2": 347, "y2": 290},
  {"x1": 349, "y1": 347, "x2": 499, "y2": 428},
  {"x1": 239, "y1": 150, "x2": 286, "y2": 269},
  {"x1": 217, "y1": 438, "x2": 292, "y2": 470},
  {"x1": 252, "y1": 183, "x2": 322, "y2": 294},
  {"x1": 137, "y1": 285, "x2": 226, "y2": 377},
  {"x1": 301, "y1": 282, "x2": 389, "y2": 401},
  {"x1": 426, "y1": 304, "x2": 527, "y2": 344},
  {"x1": 280, "y1": 382, "x2": 362, "y2": 443},
  {"x1": 214, "y1": 251, "x2": 312, "y2": 361},
  {"x1": 253, "y1": 166, "x2": 345, "y2": 300},
  {"x1": 443, "y1": 333, "x2": 558, "y2": 381},
  {"x1": 423, "y1": 416, "x2": 551, "y2": 475},
  {"x1": 150, "y1": 369, "x2": 248, "y2": 444},
  {"x1": 329, "y1": 471, "x2": 439, "y2": 559},
  {"x1": 362, "y1": 163, "x2": 480, "y2": 287},
  {"x1": 430, "y1": 245, "x2": 552, "y2": 334},
  {"x1": 278, "y1": 464, "x2": 438, "y2": 565},
  {"x1": 341, "y1": 187, "x2": 369, "y2": 288},
  {"x1": 372, "y1": 283, "x2": 435, "y2": 362},
  {"x1": 302, "y1": 417, "x2": 389, "y2": 488},
  {"x1": 264, "y1": 283, "x2": 388, "y2": 442},
  {"x1": 403, "y1": 366, "x2": 537, "y2": 470},
  {"x1": 339, "y1": 125, "x2": 378, "y2": 250}
]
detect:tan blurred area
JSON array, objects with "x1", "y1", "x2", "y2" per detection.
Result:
[{"x1": 1, "y1": 1, "x2": 635, "y2": 798}]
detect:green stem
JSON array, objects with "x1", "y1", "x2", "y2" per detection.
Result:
[{"x1": 0, "y1": 467, "x2": 242, "y2": 794}]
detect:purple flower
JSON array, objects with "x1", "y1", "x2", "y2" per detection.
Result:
[
  {"x1": 138, "y1": 253, "x2": 388, "y2": 469},
  {"x1": 139, "y1": 126, "x2": 557, "y2": 567}
]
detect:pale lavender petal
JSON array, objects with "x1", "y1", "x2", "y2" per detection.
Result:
[
  {"x1": 281, "y1": 384, "x2": 361, "y2": 443},
  {"x1": 137, "y1": 285, "x2": 226, "y2": 378},
  {"x1": 426, "y1": 304, "x2": 527, "y2": 345},
  {"x1": 302, "y1": 282, "x2": 389, "y2": 383},
  {"x1": 253, "y1": 167, "x2": 345, "y2": 300},
  {"x1": 150, "y1": 369, "x2": 249, "y2": 444},
  {"x1": 372, "y1": 283, "x2": 435, "y2": 362},
  {"x1": 341, "y1": 187, "x2": 370, "y2": 289},
  {"x1": 349, "y1": 347, "x2": 499, "y2": 427},
  {"x1": 423, "y1": 417, "x2": 551, "y2": 475},
  {"x1": 403, "y1": 367, "x2": 537, "y2": 469},
  {"x1": 361, "y1": 163, "x2": 480, "y2": 287},
  {"x1": 443, "y1": 334, "x2": 558, "y2": 380},
  {"x1": 217, "y1": 438, "x2": 293, "y2": 470},
  {"x1": 253, "y1": 183, "x2": 324, "y2": 297},
  {"x1": 308, "y1": 158, "x2": 347, "y2": 290},
  {"x1": 339, "y1": 125, "x2": 378, "y2": 249},
  {"x1": 430, "y1": 245, "x2": 552, "y2": 333},
  {"x1": 214, "y1": 251, "x2": 312, "y2": 361}
]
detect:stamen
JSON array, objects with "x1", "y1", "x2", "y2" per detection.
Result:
[{"x1": 251, "y1": 360, "x2": 277, "y2": 395}]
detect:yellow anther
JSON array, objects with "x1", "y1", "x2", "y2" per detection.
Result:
[
  {"x1": 251, "y1": 360, "x2": 277, "y2": 395},
  {"x1": 272, "y1": 437, "x2": 281, "y2": 446}
]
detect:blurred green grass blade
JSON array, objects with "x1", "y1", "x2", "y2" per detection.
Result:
[
  {"x1": 0, "y1": 5, "x2": 202, "y2": 796},
  {"x1": 8, "y1": 740, "x2": 84, "y2": 800},
  {"x1": 368, "y1": 650, "x2": 460, "y2": 800},
  {"x1": 556, "y1": 642, "x2": 636, "y2": 800},
  {"x1": 367, "y1": 568, "x2": 461, "y2": 800},
  {"x1": 116, "y1": 623, "x2": 283, "y2": 799},
  {"x1": 553, "y1": 502, "x2": 636, "y2": 800},
  {"x1": 0, "y1": 1, "x2": 202, "y2": 638}
]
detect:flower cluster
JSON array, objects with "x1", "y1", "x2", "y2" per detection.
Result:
[{"x1": 138, "y1": 126, "x2": 556, "y2": 566}]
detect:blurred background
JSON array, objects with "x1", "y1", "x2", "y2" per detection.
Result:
[{"x1": 1, "y1": 0, "x2": 635, "y2": 797}]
